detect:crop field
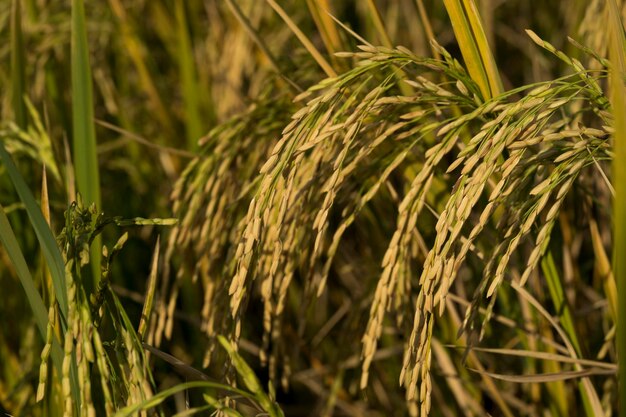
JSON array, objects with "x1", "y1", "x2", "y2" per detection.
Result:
[{"x1": 0, "y1": 1, "x2": 624, "y2": 416}]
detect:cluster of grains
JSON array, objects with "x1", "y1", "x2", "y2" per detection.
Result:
[
  {"x1": 36, "y1": 305, "x2": 56, "y2": 402},
  {"x1": 35, "y1": 201, "x2": 159, "y2": 415},
  {"x1": 159, "y1": 84, "x2": 298, "y2": 378},
  {"x1": 55, "y1": 260, "x2": 97, "y2": 417},
  {"x1": 121, "y1": 327, "x2": 152, "y2": 414},
  {"x1": 167, "y1": 41, "x2": 612, "y2": 415},
  {"x1": 459, "y1": 37, "x2": 613, "y2": 343},
  {"x1": 166, "y1": 48, "x2": 461, "y2": 387},
  {"x1": 402, "y1": 76, "x2": 610, "y2": 412},
  {"x1": 229, "y1": 81, "x2": 347, "y2": 385},
  {"x1": 578, "y1": 0, "x2": 626, "y2": 71}
]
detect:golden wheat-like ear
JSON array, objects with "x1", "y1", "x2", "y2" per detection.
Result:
[{"x1": 167, "y1": 32, "x2": 612, "y2": 414}]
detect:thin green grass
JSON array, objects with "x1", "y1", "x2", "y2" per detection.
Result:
[
  {"x1": 71, "y1": 0, "x2": 101, "y2": 287},
  {"x1": 0, "y1": 143, "x2": 68, "y2": 321},
  {"x1": 0, "y1": 203, "x2": 51, "y2": 340},
  {"x1": 606, "y1": 0, "x2": 626, "y2": 414},
  {"x1": 175, "y1": 1, "x2": 203, "y2": 150},
  {"x1": 542, "y1": 252, "x2": 603, "y2": 415},
  {"x1": 10, "y1": 0, "x2": 26, "y2": 128}
]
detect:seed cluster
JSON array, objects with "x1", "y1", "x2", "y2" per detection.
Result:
[{"x1": 166, "y1": 40, "x2": 612, "y2": 414}]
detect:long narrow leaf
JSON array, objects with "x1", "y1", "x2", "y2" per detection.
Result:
[
  {"x1": 224, "y1": 0, "x2": 302, "y2": 92},
  {"x1": 443, "y1": 0, "x2": 489, "y2": 98},
  {"x1": 10, "y1": 0, "x2": 26, "y2": 128},
  {"x1": 175, "y1": 1, "x2": 203, "y2": 150},
  {"x1": 0, "y1": 203, "x2": 48, "y2": 338},
  {"x1": 0, "y1": 203, "x2": 64, "y2": 374},
  {"x1": 138, "y1": 237, "x2": 160, "y2": 340},
  {"x1": 443, "y1": 0, "x2": 502, "y2": 99},
  {"x1": 218, "y1": 336, "x2": 284, "y2": 417},
  {"x1": 0, "y1": 143, "x2": 68, "y2": 321},
  {"x1": 607, "y1": 0, "x2": 626, "y2": 414},
  {"x1": 71, "y1": 0, "x2": 101, "y2": 286},
  {"x1": 107, "y1": 0, "x2": 176, "y2": 136},
  {"x1": 469, "y1": 367, "x2": 615, "y2": 383},
  {"x1": 365, "y1": 0, "x2": 392, "y2": 48},
  {"x1": 266, "y1": 0, "x2": 337, "y2": 78},
  {"x1": 460, "y1": 0, "x2": 502, "y2": 95},
  {"x1": 112, "y1": 381, "x2": 256, "y2": 417},
  {"x1": 541, "y1": 253, "x2": 581, "y2": 355}
]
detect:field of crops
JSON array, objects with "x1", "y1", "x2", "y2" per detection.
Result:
[{"x1": 0, "y1": 1, "x2": 624, "y2": 416}]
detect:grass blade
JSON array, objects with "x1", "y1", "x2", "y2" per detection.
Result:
[
  {"x1": 71, "y1": 0, "x2": 101, "y2": 286},
  {"x1": 0, "y1": 203, "x2": 64, "y2": 375},
  {"x1": 138, "y1": 237, "x2": 160, "y2": 340},
  {"x1": 218, "y1": 336, "x2": 284, "y2": 417},
  {"x1": 112, "y1": 380, "x2": 255, "y2": 417},
  {"x1": 414, "y1": 0, "x2": 441, "y2": 60},
  {"x1": 541, "y1": 253, "x2": 581, "y2": 355},
  {"x1": 107, "y1": 0, "x2": 176, "y2": 136},
  {"x1": 541, "y1": 254, "x2": 602, "y2": 416},
  {"x1": 10, "y1": 0, "x2": 27, "y2": 128},
  {"x1": 469, "y1": 367, "x2": 615, "y2": 383},
  {"x1": 365, "y1": 0, "x2": 392, "y2": 48},
  {"x1": 459, "y1": 0, "x2": 502, "y2": 95},
  {"x1": 0, "y1": 203, "x2": 48, "y2": 338},
  {"x1": 175, "y1": 1, "x2": 203, "y2": 150},
  {"x1": 0, "y1": 143, "x2": 68, "y2": 321},
  {"x1": 460, "y1": 346, "x2": 617, "y2": 370},
  {"x1": 224, "y1": 0, "x2": 302, "y2": 92},
  {"x1": 306, "y1": 0, "x2": 342, "y2": 55},
  {"x1": 443, "y1": 0, "x2": 488, "y2": 98},
  {"x1": 590, "y1": 220, "x2": 617, "y2": 322},
  {"x1": 607, "y1": 0, "x2": 626, "y2": 414},
  {"x1": 442, "y1": 0, "x2": 502, "y2": 99},
  {"x1": 0, "y1": 136, "x2": 78, "y2": 417},
  {"x1": 512, "y1": 276, "x2": 603, "y2": 416},
  {"x1": 266, "y1": 0, "x2": 337, "y2": 78}
]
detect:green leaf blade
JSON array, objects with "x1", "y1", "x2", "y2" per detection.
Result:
[
  {"x1": 71, "y1": 0, "x2": 101, "y2": 286},
  {"x1": 0, "y1": 144, "x2": 68, "y2": 321}
]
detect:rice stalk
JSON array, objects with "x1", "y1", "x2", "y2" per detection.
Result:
[
  {"x1": 365, "y1": 0, "x2": 393, "y2": 48},
  {"x1": 305, "y1": 0, "x2": 342, "y2": 57},
  {"x1": 541, "y1": 252, "x2": 603, "y2": 414},
  {"x1": 0, "y1": 203, "x2": 52, "y2": 342},
  {"x1": 168, "y1": 33, "x2": 616, "y2": 413},
  {"x1": 137, "y1": 237, "x2": 160, "y2": 341},
  {"x1": 414, "y1": 0, "x2": 441, "y2": 60}
]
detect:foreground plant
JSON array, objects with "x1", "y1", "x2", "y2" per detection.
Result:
[
  {"x1": 33, "y1": 195, "x2": 180, "y2": 415},
  {"x1": 166, "y1": 29, "x2": 617, "y2": 417}
]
